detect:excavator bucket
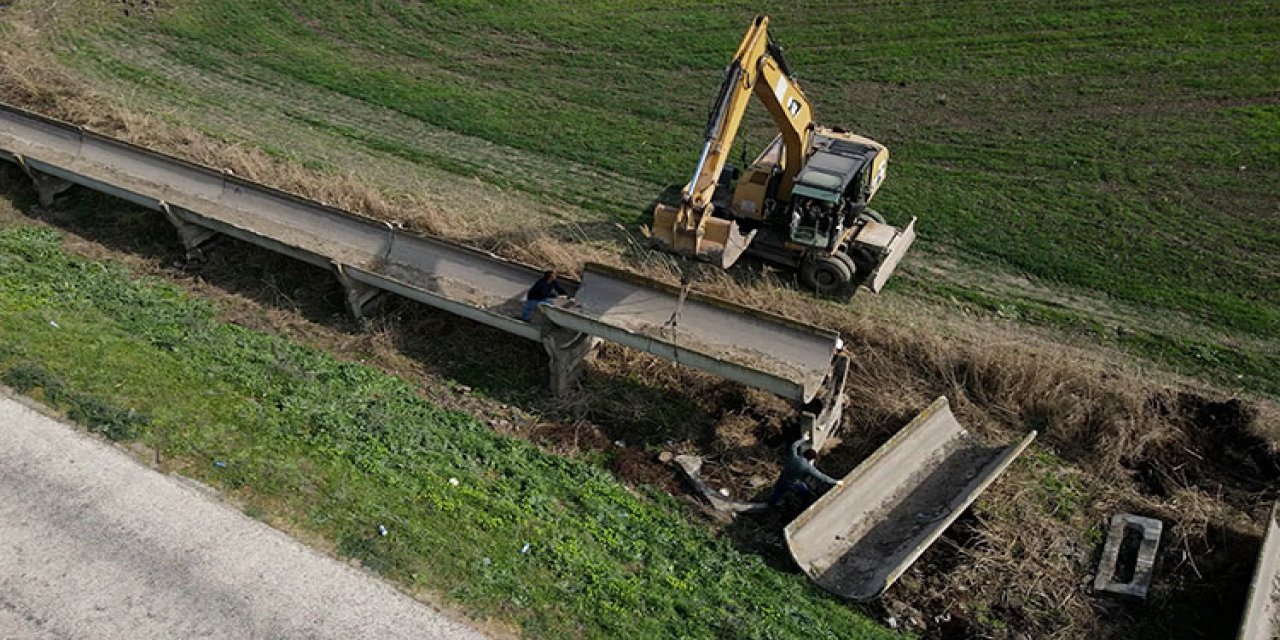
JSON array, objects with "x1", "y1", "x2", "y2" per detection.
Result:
[
  {"x1": 651, "y1": 203, "x2": 755, "y2": 269},
  {"x1": 785, "y1": 397, "x2": 1036, "y2": 600}
]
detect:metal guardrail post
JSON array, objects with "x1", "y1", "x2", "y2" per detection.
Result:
[
  {"x1": 800, "y1": 351, "x2": 850, "y2": 451},
  {"x1": 159, "y1": 201, "x2": 220, "y2": 259}
]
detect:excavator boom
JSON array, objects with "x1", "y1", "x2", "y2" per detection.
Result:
[{"x1": 652, "y1": 15, "x2": 814, "y2": 267}]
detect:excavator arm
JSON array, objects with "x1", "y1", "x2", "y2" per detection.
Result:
[{"x1": 652, "y1": 15, "x2": 814, "y2": 267}]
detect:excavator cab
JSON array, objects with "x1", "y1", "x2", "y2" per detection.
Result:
[
  {"x1": 793, "y1": 136, "x2": 881, "y2": 212},
  {"x1": 787, "y1": 134, "x2": 881, "y2": 248},
  {"x1": 788, "y1": 196, "x2": 841, "y2": 249}
]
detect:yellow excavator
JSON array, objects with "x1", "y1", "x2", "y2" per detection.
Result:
[{"x1": 652, "y1": 15, "x2": 916, "y2": 296}]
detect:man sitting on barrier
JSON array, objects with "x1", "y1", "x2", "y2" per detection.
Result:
[
  {"x1": 767, "y1": 438, "x2": 844, "y2": 509},
  {"x1": 522, "y1": 270, "x2": 569, "y2": 321}
]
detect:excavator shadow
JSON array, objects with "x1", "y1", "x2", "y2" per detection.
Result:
[
  {"x1": 457, "y1": 185, "x2": 880, "y2": 307},
  {"x1": 459, "y1": 216, "x2": 819, "y2": 305}
]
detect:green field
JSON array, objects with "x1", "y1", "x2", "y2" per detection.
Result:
[{"x1": 53, "y1": 0, "x2": 1279, "y2": 393}]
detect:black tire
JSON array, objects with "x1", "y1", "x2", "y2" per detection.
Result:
[
  {"x1": 800, "y1": 252, "x2": 856, "y2": 296},
  {"x1": 841, "y1": 246, "x2": 876, "y2": 290},
  {"x1": 861, "y1": 208, "x2": 886, "y2": 225},
  {"x1": 833, "y1": 250, "x2": 865, "y2": 293},
  {"x1": 846, "y1": 245, "x2": 878, "y2": 275}
]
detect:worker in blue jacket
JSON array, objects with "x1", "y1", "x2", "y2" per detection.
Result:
[
  {"x1": 767, "y1": 438, "x2": 844, "y2": 508},
  {"x1": 522, "y1": 270, "x2": 568, "y2": 321}
]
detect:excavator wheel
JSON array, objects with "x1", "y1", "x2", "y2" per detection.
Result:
[
  {"x1": 800, "y1": 251, "x2": 856, "y2": 297},
  {"x1": 860, "y1": 208, "x2": 886, "y2": 225}
]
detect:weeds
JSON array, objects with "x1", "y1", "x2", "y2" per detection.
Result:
[
  {"x1": 64, "y1": 0, "x2": 1280, "y2": 345},
  {"x1": 3, "y1": 361, "x2": 65, "y2": 399},
  {"x1": 2, "y1": 360, "x2": 146, "y2": 440},
  {"x1": 67, "y1": 394, "x2": 147, "y2": 440}
]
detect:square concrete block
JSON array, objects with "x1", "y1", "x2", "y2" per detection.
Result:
[{"x1": 1094, "y1": 513, "x2": 1162, "y2": 599}]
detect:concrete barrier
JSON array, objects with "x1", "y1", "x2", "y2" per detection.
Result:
[
  {"x1": 0, "y1": 101, "x2": 847, "y2": 409},
  {"x1": 1239, "y1": 501, "x2": 1279, "y2": 640},
  {"x1": 785, "y1": 397, "x2": 1036, "y2": 600},
  {"x1": 543, "y1": 264, "x2": 841, "y2": 404}
]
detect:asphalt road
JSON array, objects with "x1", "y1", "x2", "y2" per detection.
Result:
[{"x1": 0, "y1": 392, "x2": 488, "y2": 639}]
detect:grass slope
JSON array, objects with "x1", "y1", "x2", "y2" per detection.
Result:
[
  {"x1": 55, "y1": 0, "x2": 1279, "y2": 395},
  {"x1": 0, "y1": 223, "x2": 895, "y2": 640}
]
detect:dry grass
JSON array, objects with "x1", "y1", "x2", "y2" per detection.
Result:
[{"x1": 2, "y1": 7, "x2": 1276, "y2": 637}]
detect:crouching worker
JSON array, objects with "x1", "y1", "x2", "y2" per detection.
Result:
[
  {"x1": 766, "y1": 438, "x2": 844, "y2": 509},
  {"x1": 522, "y1": 270, "x2": 569, "y2": 321}
]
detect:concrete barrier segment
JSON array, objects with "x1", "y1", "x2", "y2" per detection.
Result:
[
  {"x1": 785, "y1": 397, "x2": 1037, "y2": 600},
  {"x1": 1239, "y1": 501, "x2": 1279, "y2": 640},
  {"x1": 551, "y1": 263, "x2": 841, "y2": 404}
]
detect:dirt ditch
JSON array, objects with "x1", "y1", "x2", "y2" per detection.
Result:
[{"x1": 639, "y1": 318, "x2": 1276, "y2": 638}]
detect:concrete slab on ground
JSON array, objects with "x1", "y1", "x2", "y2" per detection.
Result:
[{"x1": 1239, "y1": 501, "x2": 1280, "y2": 640}]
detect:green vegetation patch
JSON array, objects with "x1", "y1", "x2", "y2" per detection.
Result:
[
  {"x1": 904, "y1": 277, "x2": 1280, "y2": 396},
  {"x1": 0, "y1": 224, "x2": 894, "y2": 639}
]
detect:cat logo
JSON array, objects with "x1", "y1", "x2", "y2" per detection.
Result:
[{"x1": 872, "y1": 159, "x2": 887, "y2": 192}]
